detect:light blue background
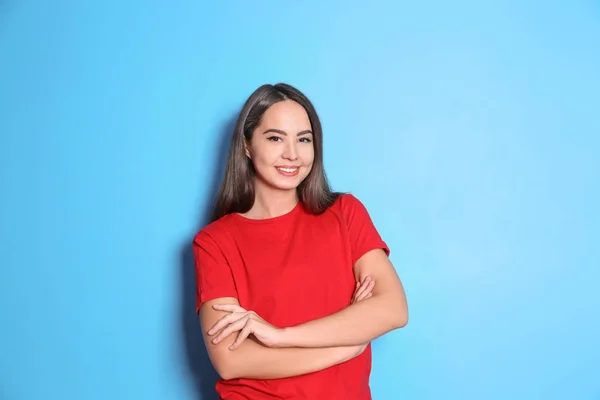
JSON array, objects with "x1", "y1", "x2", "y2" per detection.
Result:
[{"x1": 1, "y1": 1, "x2": 599, "y2": 399}]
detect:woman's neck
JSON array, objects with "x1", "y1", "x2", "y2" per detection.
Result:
[{"x1": 245, "y1": 184, "x2": 299, "y2": 220}]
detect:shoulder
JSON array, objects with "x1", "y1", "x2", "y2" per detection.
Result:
[
  {"x1": 193, "y1": 214, "x2": 236, "y2": 248},
  {"x1": 328, "y1": 193, "x2": 371, "y2": 218}
]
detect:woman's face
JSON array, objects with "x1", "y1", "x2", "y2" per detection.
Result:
[{"x1": 245, "y1": 100, "x2": 315, "y2": 194}]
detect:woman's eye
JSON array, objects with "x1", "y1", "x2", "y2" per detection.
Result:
[
  {"x1": 299, "y1": 137, "x2": 312, "y2": 143},
  {"x1": 267, "y1": 136, "x2": 281, "y2": 142}
]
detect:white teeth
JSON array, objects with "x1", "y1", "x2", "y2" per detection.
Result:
[{"x1": 278, "y1": 167, "x2": 298, "y2": 173}]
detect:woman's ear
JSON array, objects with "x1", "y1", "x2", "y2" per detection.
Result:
[{"x1": 244, "y1": 140, "x2": 251, "y2": 159}]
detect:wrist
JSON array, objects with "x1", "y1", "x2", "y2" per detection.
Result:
[{"x1": 277, "y1": 326, "x2": 297, "y2": 348}]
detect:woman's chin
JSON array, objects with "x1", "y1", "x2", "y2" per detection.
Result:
[{"x1": 265, "y1": 178, "x2": 302, "y2": 192}]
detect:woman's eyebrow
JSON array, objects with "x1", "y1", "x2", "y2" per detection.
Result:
[{"x1": 262, "y1": 129, "x2": 313, "y2": 136}]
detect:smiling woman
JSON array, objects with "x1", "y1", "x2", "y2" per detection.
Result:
[
  {"x1": 192, "y1": 83, "x2": 408, "y2": 400},
  {"x1": 243, "y1": 100, "x2": 315, "y2": 201}
]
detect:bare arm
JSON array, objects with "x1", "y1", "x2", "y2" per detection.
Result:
[
  {"x1": 281, "y1": 249, "x2": 408, "y2": 348},
  {"x1": 199, "y1": 297, "x2": 365, "y2": 380}
]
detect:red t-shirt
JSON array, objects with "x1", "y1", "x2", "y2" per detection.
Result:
[{"x1": 192, "y1": 193, "x2": 390, "y2": 399}]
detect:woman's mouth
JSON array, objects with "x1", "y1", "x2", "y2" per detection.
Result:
[{"x1": 276, "y1": 166, "x2": 300, "y2": 177}]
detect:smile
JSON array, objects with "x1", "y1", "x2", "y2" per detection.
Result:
[{"x1": 276, "y1": 167, "x2": 300, "y2": 176}]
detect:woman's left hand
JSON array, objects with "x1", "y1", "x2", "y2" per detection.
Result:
[{"x1": 208, "y1": 304, "x2": 284, "y2": 350}]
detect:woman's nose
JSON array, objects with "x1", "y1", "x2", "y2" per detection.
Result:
[{"x1": 282, "y1": 141, "x2": 298, "y2": 160}]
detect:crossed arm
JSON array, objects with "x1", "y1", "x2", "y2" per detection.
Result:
[{"x1": 198, "y1": 249, "x2": 408, "y2": 380}]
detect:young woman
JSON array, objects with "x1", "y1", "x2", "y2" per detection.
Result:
[{"x1": 193, "y1": 83, "x2": 408, "y2": 399}]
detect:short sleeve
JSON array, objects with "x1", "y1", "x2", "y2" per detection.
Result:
[
  {"x1": 340, "y1": 194, "x2": 390, "y2": 265},
  {"x1": 192, "y1": 230, "x2": 238, "y2": 313}
]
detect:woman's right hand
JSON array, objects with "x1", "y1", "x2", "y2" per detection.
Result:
[
  {"x1": 350, "y1": 277, "x2": 374, "y2": 357},
  {"x1": 351, "y1": 276, "x2": 375, "y2": 304}
]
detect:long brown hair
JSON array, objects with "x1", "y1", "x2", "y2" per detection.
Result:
[{"x1": 210, "y1": 83, "x2": 341, "y2": 222}]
